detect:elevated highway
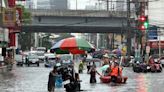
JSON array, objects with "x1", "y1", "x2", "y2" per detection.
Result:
[{"x1": 22, "y1": 9, "x2": 135, "y2": 33}]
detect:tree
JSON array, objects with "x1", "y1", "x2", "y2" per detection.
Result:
[
  {"x1": 18, "y1": 32, "x2": 34, "y2": 51},
  {"x1": 16, "y1": 4, "x2": 31, "y2": 24},
  {"x1": 17, "y1": 4, "x2": 32, "y2": 51}
]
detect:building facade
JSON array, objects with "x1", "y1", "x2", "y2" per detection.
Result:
[{"x1": 49, "y1": 0, "x2": 68, "y2": 10}]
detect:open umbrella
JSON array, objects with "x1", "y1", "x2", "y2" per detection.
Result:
[
  {"x1": 51, "y1": 37, "x2": 95, "y2": 54},
  {"x1": 112, "y1": 49, "x2": 122, "y2": 56}
]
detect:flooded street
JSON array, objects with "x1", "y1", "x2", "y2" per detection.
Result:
[{"x1": 0, "y1": 64, "x2": 164, "y2": 92}]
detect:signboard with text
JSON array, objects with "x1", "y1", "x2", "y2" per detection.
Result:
[
  {"x1": 2, "y1": 8, "x2": 16, "y2": 27},
  {"x1": 148, "y1": 41, "x2": 164, "y2": 49},
  {"x1": 148, "y1": 26, "x2": 158, "y2": 40}
]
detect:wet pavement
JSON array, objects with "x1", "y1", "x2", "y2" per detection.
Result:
[{"x1": 0, "y1": 64, "x2": 164, "y2": 92}]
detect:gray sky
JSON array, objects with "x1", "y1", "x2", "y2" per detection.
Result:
[{"x1": 149, "y1": 0, "x2": 164, "y2": 27}]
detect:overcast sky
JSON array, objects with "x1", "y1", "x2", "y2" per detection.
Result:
[{"x1": 149, "y1": 0, "x2": 164, "y2": 27}]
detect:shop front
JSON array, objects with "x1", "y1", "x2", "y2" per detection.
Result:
[{"x1": 148, "y1": 40, "x2": 164, "y2": 55}]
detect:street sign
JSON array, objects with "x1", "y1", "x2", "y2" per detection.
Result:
[
  {"x1": 148, "y1": 26, "x2": 158, "y2": 40},
  {"x1": 146, "y1": 46, "x2": 150, "y2": 54}
]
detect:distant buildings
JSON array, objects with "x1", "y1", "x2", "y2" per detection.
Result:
[
  {"x1": 116, "y1": 0, "x2": 126, "y2": 11},
  {"x1": 37, "y1": 0, "x2": 51, "y2": 9},
  {"x1": 24, "y1": 0, "x2": 68, "y2": 10},
  {"x1": 49, "y1": 0, "x2": 68, "y2": 10}
]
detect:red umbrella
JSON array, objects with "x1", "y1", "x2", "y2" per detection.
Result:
[{"x1": 51, "y1": 37, "x2": 95, "y2": 54}]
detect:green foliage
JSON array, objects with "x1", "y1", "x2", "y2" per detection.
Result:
[
  {"x1": 18, "y1": 32, "x2": 34, "y2": 51},
  {"x1": 16, "y1": 4, "x2": 32, "y2": 24}
]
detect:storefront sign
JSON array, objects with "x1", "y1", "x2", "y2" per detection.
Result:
[
  {"x1": 149, "y1": 41, "x2": 164, "y2": 49},
  {"x1": 2, "y1": 8, "x2": 16, "y2": 27},
  {"x1": 148, "y1": 26, "x2": 158, "y2": 40}
]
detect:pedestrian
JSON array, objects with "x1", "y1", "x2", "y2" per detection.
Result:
[
  {"x1": 92, "y1": 61, "x2": 96, "y2": 68},
  {"x1": 87, "y1": 62, "x2": 91, "y2": 74},
  {"x1": 102, "y1": 54, "x2": 110, "y2": 66},
  {"x1": 89, "y1": 66, "x2": 101, "y2": 83},
  {"x1": 25, "y1": 55, "x2": 28, "y2": 64},
  {"x1": 78, "y1": 61, "x2": 84, "y2": 73},
  {"x1": 74, "y1": 73, "x2": 81, "y2": 91},
  {"x1": 48, "y1": 66, "x2": 58, "y2": 92}
]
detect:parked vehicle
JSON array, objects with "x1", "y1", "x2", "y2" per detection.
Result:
[
  {"x1": 148, "y1": 62, "x2": 162, "y2": 72},
  {"x1": 158, "y1": 56, "x2": 164, "y2": 67},
  {"x1": 133, "y1": 62, "x2": 148, "y2": 73},
  {"x1": 36, "y1": 47, "x2": 46, "y2": 62},
  {"x1": 59, "y1": 54, "x2": 73, "y2": 66},
  {"x1": 44, "y1": 53, "x2": 56, "y2": 67},
  {"x1": 15, "y1": 54, "x2": 23, "y2": 66},
  {"x1": 27, "y1": 54, "x2": 40, "y2": 67},
  {"x1": 133, "y1": 59, "x2": 162, "y2": 73}
]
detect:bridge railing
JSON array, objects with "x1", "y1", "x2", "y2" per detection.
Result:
[{"x1": 29, "y1": 9, "x2": 129, "y2": 17}]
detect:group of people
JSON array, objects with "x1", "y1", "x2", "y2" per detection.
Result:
[
  {"x1": 78, "y1": 53, "x2": 124, "y2": 84},
  {"x1": 48, "y1": 64, "x2": 80, "y2": 92},
  {"x1": 47, "y1": 54, "x2": 125, "y2": 92},
  {"x1": 101, "y1": 54, "x2": 123, "y2": 83}
]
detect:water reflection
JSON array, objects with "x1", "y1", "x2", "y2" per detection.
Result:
[
  {"x1": 136, "y1": 74, "x2": 148, "y2": 92},
  {"x1": 0, "y1": 65, "x2": 164, "y2": 92}
]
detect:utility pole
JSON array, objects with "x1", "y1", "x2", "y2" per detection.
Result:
[
  {"x1": 126, "y1": 0, "x2": 131, "y2": 56},
  {"x1": 107, "y1": 0, "x2": 109, "y2": 11}
]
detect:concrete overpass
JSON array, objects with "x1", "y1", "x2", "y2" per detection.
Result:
[{"x1": 22, "y1": 9, "x2": 135, "y2": 33}]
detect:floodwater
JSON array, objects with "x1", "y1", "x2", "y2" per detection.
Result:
[{"x1": 0, "y1": 64, "x2": 164, "y2": 92}]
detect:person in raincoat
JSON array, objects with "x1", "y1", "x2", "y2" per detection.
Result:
[
  {"x1": 78, "y1": 61, "x2": 84, "y2": 73},
  {"x1": 110, "y1": 61, "x2": 123, "y2": 83},
  {"x1": 48, "y1": 66, "x2": 58, "y2": 92}
]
